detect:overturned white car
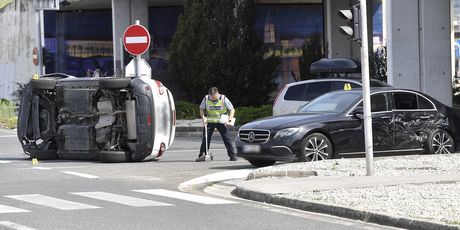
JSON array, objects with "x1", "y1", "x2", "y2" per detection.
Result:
[{"x1": 17, "y1": 73, "x2": 176, "y2": 162}]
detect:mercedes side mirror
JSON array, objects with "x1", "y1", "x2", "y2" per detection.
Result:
[{"x1": 352, "y1": 106, "x2": 364, "y2": 119}]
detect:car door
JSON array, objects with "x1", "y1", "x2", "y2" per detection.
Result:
[
  {"x1": 335, "y1": 92, "x2": 393, "y2": 154},
  {"x1": 390, "y1": 91, "x2": 437, "y2": 150},
  {"x1": 369, "y1": 92, "x2": 395, "y2": 152}
]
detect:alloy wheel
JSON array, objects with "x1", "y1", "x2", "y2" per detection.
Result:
[
  {"x1": 303, "y1": 134, "x2": 332, "y2": 161},
  {"x1": 432, "y1": 131, "x2": 454, "y2": 154}
]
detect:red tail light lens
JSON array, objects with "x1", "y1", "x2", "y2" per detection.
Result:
[
  {"x1": 147, "y1": 114, "x2": 151, "y2": 126},
  {"x1": 155, "y1": 80, "x2": 164, "y2": 95}
]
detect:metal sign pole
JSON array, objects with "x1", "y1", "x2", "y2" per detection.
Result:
[
  {"x1": 360, "y1": 0, "x2": 374, "y2": 176},
  {"x1": 134, "y1": 20, "x2": 141, "y2": 77}
]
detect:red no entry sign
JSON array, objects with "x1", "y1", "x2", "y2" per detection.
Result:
[{"x1": 123, "y1": 23, "x2": 151, "y2": 55}]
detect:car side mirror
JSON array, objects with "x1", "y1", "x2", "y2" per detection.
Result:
[{"x1": 352, "y1": 106, "x2": 364, "y2": 119}]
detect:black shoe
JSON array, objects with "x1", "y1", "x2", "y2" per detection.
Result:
[
  {"x1": 195, "y1": 155, "x2": 205, "y2": 162},
  {"x1": 229, "y1": 156, "x2": 238, "y2": 161}
]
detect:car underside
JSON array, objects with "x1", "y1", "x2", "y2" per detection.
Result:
[{"x1": 17, "y1": 74, "x2": 175, "y2": 162}]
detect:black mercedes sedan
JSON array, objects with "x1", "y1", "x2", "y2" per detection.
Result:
[{"x1": 236, "y1": 88, "x2": 460, "y2": 167}]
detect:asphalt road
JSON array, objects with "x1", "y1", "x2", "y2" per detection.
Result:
[{"x1": 0, "y1": 130, "x2": 398, "y2": 230}]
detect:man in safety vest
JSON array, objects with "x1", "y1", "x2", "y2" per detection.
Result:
[{"x1": 196, "y1": 87, "x2": 237, "y2": 162}]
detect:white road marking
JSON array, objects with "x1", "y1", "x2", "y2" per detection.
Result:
[
  {"x1": 179, "y1": 169, "x2": 252, "y2": 190},
  {"x1": 61, "y1": 171, "x2": 99, "y2": 179},
  {"x1": 0, "y1": 160, "x2": 11, "y2": 164},
  {"x1": 0, "y1": 204, "x2": 30, "y2": 213},
  {"x1": 5, "y1": 194, "x2": 100, "y2": 210},
  {"x1": 71, "y1": 192, "x2": 172, "y2": 207},
  {"x1": 31, "y1": 167, "x2": 51, "y2": 170},
  {"x1": 125, "y1": 36, "x2": 147, "y2": 44},
  {"x1": 0, "y1": 135, "x2": 17, "y2": 138},
  {"x1": 0, "y1": 221, "x2": 36, "y2": 230},
  {"x1": 133, "y1": 189, "x2": 237, "y2": 205}
]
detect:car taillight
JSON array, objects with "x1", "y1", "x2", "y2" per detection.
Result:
[
  {"x1": 273, "y1": 86, "x2": 285, "y2": 105},
  {"x1": 147, "y1": 114, "x2": 151, "y2": 126},
  {"x1": 155, "y1": 80, "x2": 164, "y2": 95},
  {"x1": 173, "y1": 110, "x2": 176, "y2": 126},
  {"x1": 157, "y1": 143, "x2": 165, "y2": 157}
]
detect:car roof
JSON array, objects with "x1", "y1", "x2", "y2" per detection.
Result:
[{"x1": 283, "y1": 78, "x2": 390, "y2": 87}]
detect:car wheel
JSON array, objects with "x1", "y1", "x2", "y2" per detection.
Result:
[
  {"x1": 299, "y1": 133, "x2": 333, "y2": 162},
  {"x1": 30, "y1": 78, "x2": 58, "y2": 90},
  {"x1": 99, "y1": 77, "x2": 131, "y2": 89},
  {"x1": 99, "y1": 151, "x2": 131, "y2": 163},
  {"x1": 426, "y1": 129, "x2": 455, "y2": 154},
  {"x1": 248, "y1": 159, "x2": 276, "y2": 167}
]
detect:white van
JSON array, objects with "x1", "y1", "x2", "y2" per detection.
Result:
[{"x1": 273, "y1": 78, "x2": 390, "y2": 116}]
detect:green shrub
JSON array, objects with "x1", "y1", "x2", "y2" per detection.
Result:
[
  {"x1": 0, "y1": 100, "x2": 17, "y2": 129},
  {"x1": 236, "y1": 105, "x2": 272, "y2": 126},
  {"x1": 175, "y1": 100, "x2": 273, "y2": 126},
  {"x1": 176, "y1": 101, "x2": 200, "y2": 120}
]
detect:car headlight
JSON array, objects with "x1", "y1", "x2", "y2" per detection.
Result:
[{"x1": 274, "y1": 128, "x2": 299, "y2": 139}]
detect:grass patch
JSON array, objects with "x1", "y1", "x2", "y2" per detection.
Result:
[{"x1": 0, "y1": 100, "x2": 18, "y2": 129}]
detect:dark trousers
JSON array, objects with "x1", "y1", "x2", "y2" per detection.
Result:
[{"x1": 199, "y1": 123, "x2": 235, "y2": 157}]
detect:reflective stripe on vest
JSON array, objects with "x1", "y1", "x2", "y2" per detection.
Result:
[{"x1": 206, "y1": 95, "x2": 228, "y2": 123}]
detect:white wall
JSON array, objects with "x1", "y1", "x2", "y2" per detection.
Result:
[
  {"x1": 386, "y1": 0, "x2": 453, "y2": 106},
  {"x1": 0, "y1": 0, "x2": 38, "y2": 100}
]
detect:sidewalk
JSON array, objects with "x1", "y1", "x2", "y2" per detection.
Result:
[{"x1": 233, "y1": 155, "x2": 460, "y2": 230}]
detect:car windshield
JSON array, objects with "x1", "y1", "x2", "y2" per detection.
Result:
[{"x1": 298, "y1": 91, "x2": 361, "y2": 113}]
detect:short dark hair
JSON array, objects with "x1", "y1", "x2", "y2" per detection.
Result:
[{"x1": 208, "y1": 87, "x2": 219, "y2": 95}]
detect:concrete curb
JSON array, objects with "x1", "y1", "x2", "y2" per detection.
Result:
[
  {"x1": 233, "y1": 187, "x2": 459, "y2": 230},
  {"x1": 246, "y1": 170, "x2": 317, "y2": 180}
]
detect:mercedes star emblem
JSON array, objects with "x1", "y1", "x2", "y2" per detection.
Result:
[{"x1": 248, "y1": 131, "x2": 256, "y2": 142}]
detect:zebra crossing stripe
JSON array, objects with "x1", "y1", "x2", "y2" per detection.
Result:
[
  {"x1": 0, "y1": 160, "x2": 11, "y2": 164},
  {"x1": 0, "y1": 221, "x2": 36, "y2": 230},
  {"x1": 132, "y1": 189, "x2": 237, "y2": 205},
  {"x1": 70, "y1": 192, "x2": 173, "y2": 207},
  {"x1": 61, "y1": 171, "x2": 99, "y2": 179},
  {"x1": 5, "y1": 194, "x2": 100, "y2": 210},
  {"x1": 0, "y1": 204, "x2": 30, "y2": 213}
]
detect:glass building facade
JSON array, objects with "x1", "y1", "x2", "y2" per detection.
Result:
[
  {"x1": 43, "y1": 3, "x2": 385, "y2": 90},
  {"x1": 44, "y1": 5, "x2": 324, "y2": 87}
]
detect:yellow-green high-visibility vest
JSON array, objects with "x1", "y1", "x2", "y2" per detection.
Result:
[{"x1": 206, "y1": 95, "x2": 228, "y2": 123}]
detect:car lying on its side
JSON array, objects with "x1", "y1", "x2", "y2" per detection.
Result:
[
  {"x1": 17, "y1": 73, "x2": 176, "y2": 162},
  {"x1": 237, "y1": 88, "x2": 460, "y2": 167}
]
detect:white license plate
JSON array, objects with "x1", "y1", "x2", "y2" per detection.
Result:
[{"x1": 242, "y1": 145, "x2": 260, "y2": 153}]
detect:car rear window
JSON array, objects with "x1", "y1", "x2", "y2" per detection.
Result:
[
  {"x1": 393, "y1": 92, "x2": 418, "y2": 109},
  {"x1": 284, "y1": 84, "x2": 306, "y2": 101},
  {"x1": 417, "y1": 95, "x2": 435, "y2": 109},
  {"x1": 304, "y1": 82, "x2": 333, "y2": 101}
]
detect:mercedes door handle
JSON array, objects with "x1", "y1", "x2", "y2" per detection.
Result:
[{"x1": 419, "y1": 115, "x2": 433, "y2": 119}]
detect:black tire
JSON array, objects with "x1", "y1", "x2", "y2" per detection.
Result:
[
  {"x1": 299, "y1": 133, "x2": 333, "y2": 162},
  {"x1": 425, "y1": 129, "x2": 455, "y2": 154},
  {"x1": 99, "y1": 77, "x2": 131, "y2": 89},
  {"x1": 99, "y1": 151, "x2": 131, "y2": 163},
  {"x1": 30, "y1": 78, "x2": 58, "y2": 90},
  {"x1": 248, "y1": 159, "x2": 276, "y2": 167}
]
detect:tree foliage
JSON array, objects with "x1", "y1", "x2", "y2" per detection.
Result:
[
  {"x1": 169, "y1": 0, "x2": 279, "y2": 106},
  {"x1": 299, "y1": 32, "x2": 323, "y2": 81}
]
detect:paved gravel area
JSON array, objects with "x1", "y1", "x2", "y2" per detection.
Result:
[{"x1": 251, "y1": 154, "x2": 460, "y2": 226}]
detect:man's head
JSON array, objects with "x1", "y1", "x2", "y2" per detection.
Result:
[{"x1": 208, "y1": 87, "x2": 219, "y2": 100}]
